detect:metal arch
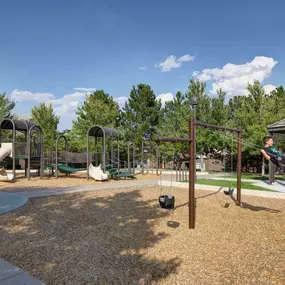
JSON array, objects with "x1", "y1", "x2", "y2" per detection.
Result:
[
  {"x1": 127, "y1": 142, "x2": 136, "y2": 175},
  {"x1": 0, "y1": 118, "x2": 16, "y2": 179},
  {"x1": 55, "y1": 135, "x2": 69, "y2": 178},
  {"x1": 28, "y1": 124, "x2": 43, "y2": 180},
  {"x1": 20, "y1": 120, "x2": 29, "y2": 131},
  {"x1": 0, "y1": 119, "x2": 31, "y2": 132},
  {"x1": 87, "y1": 126, "x2": 108, "y2": 177},
  {"x1": 0, "y1": 118, "x2": 16, "y2": 131},
  {"x1": 87, "y1": 125, "x2": 119, "y2": 138},
  {"x1": 87, "y1": 131, "x2": 90, "y2": 179},
  {"x1": 102, "y1": 131, "x2": 106, "y2": 172},
  {"x1": 86, "y1": 125, "x2": 121, "y2": 178}
]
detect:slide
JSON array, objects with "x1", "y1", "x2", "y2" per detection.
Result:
[
  {"x1": 0, "y1": 145, "x2": 14, "y2": 181},
  {"x1": 0, "y1": 146, "x2": 12, "y2": 161},
  {"x1": 57, "y1": 164, "x2": 86, "y2": 174},
  {"x1": 89, "y1": 163, "x2": 108, "y2": 181}
]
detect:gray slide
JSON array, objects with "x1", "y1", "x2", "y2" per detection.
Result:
[{"x1": 0, "y1": 145, "x2": 13, "y2": 181}]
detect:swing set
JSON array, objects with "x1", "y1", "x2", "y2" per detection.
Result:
[{"x1": 155, "y1": 115, "x2": 242, "y2": 229}]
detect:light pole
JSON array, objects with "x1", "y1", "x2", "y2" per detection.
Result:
[{"x1": 191, "y1": 96, "x2": 197, "y2": 183}]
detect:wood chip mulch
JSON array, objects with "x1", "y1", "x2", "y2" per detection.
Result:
[{"x1": 1, "y1": 186, "x2": 285, "y2": 285}]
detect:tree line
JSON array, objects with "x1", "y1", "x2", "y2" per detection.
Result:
[{"x1": 1, "y1": 79, "x2": 285, "y2": 160}]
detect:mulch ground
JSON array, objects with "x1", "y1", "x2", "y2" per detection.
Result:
[{"x1": 1, "y1": 186, "x2": 285, "y2": 285}]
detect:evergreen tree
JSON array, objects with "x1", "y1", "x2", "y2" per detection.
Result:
[
  {"x1": 122, "y1": 84, "x2": 162, "y2": 145},
  {"x1": 72, "y1": 90, "x2": 120, "y2": 151},
  {"x1": 73, "y1": 90, "x2": 120, "y2": 136},
  {"x1": 0, "y1": 92, "x2": 15, "y2": 120},
  {"x1": 30, "y1": 103, "x2": 59, "y2": 151}
]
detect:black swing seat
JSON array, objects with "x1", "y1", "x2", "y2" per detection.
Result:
[
  {"x1": 159, "y1": 195, "x2": 175, "y2": 210},
  {"x1": 224, "y1": 187, "x2": 234, "y2": 196}
]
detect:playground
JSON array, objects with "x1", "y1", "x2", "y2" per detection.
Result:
[
  {"x1": 1, "y1": 185, "x2": 285, "y2": 284},
  {"x1": 1, "y1": 117, "x2": 285, "y2": 284}
]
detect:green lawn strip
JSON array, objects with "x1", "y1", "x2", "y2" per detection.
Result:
[
  {"x1": 227, "y1": 173, "x2": 284, "y2": 180},
  {"x1": 196, "y1": 179, "x2": 279, "y2": 192}
]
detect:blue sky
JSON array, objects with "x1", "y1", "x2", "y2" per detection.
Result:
[{"x1": 0, "y1": 0, "x2": 284, "y2": 129}]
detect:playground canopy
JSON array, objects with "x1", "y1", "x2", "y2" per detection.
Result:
[
  {"x1": 0, "y1": 119, "x2": 40, "y2": 132},
  {"x1": 87, "y1": 126, "x2": 119, "y2": 138},
  {"x1": 87, "y1": 125, "x2": 120, "y2": 177},
  {"x1": 0, "y1": 118, "x2": 43, "y2": 180}
]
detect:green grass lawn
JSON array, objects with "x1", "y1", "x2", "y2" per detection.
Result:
[
  {"x1": 227, "y1": 173, "x2": 284, "y2": 180},
  {"x1": 196, "y1": 179, "x2": 278, "y2": 192}
]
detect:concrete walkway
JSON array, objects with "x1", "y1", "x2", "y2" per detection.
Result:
[
  {"x1": 251, "y1": 179, "x2": 285, "y2": 193},
  {"x1": 0, "y1": 192, "x2": 28, "y2": 215},
  {"x1": 16, "y1": 179, "x2": 158, "y2": 198},
  {"x1": 0, "y1": 259, "x2": 44, "y2": 285}
]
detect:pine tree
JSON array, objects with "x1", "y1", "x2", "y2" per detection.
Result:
[
  {"x1": 30, "y1": 103, "x2": 59, "y2": 151},
  {"x1": 122, "y1": 84, "x2": 162, "y2": 145},
  {"x1": 0, "y1": 92, "x2": 15, "y2": 120}
]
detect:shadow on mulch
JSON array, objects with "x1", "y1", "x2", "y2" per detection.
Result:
[
  {"x1": 228, "y1": 194, "x2": 282, "y2": 213},
  {"x1": 1, "y1": 189, "x2": 181, "y2": 284},
  {"x1": 240, "y1": 202, "x2": 282, "y2": 213},
  {"x1": 174, "y1": 186, "x2": 282, "y2": 214}
]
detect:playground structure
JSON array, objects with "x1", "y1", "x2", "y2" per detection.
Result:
[
  {"x1": 52, "y1": 133, "x2": 108, "y2": 181},
  {"x1": 267, "y1": 118, "x2": 285, "y2": 184},
  {"x1": 0, "y1": 119, "x2": 138, "y2": 181},
  {"x1": 49, "y1": 125, "x2": 135, "y2": 180},
  {"x1": 0, "y1": 118, "x2": 44, "y2": 181},
  {"x1": 87, "y1": 125, "x2": 120, "y2": 176},
  {"x1": 155, "y1": 109, "x2": 242, "y2": 229},
  {"x1": 86, "y1": 126, "x2": 135, "y2": 180}
]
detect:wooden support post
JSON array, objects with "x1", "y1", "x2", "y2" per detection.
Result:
[
  {"x1": 189, "y1": 116, "x2": 195, "y2": 229},
  {"x1": 236, "y1": 130, "x2": 242, "y2": 206}
]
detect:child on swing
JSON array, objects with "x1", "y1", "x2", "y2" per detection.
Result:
[{"x1": 260, "y1": 136, "x2": 285, "y2": 167}]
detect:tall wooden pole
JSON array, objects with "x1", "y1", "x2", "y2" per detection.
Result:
[
  {"x1": 189, "y1": 116, "x2": 195, "y2": 229},
  {"x1": 237, "y1": 130, "x2": 242, "y2": 206}
]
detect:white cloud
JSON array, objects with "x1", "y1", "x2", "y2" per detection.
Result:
[
  {"x1": 158, "y1": 55, "x2": 181, "y2": 72},
  {"x1": 157, "y1": 54, "x2": 194, "y2": 72},
  {"x1": 156, "y1": 92, "x2": 174, "y2": 107},
  {"x1": 10, "y1": 89, "x2": 54, "y2": 102},
  {"x1": 73, "y1": 87, "x2": 96, "y2": 92},
  {"x1": 138, "y1": 66, "x2": 147, "y2": 70},
  {"x1": 51, "y1": 91, "x2": 88, "y2": 122},
  {"x1": 192, "y1": 56, "x2": 278, "y2": 95},
  {"x1": 115, "y1": 96, "x2": 128, "y2": 109},
  {"x1": 178, "y1": 54, "x2": 194, "y2": 62},
  {"x1": 263, "y1": 84, "x2": 276, "y2": 94},
  {"x1": 10, "y1": 89, "x2": 93, "y2": 130},
  {"x1": 51, "y1": 92, "x2": 87, "y2": 107}
]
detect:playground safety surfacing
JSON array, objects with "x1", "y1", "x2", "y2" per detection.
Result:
[
  {"x1": 0, "y1": 192, "x2": 28, "y2": 215},
  {"x1": 1, "y1": 185, "x2": 285, "y2": 285}
]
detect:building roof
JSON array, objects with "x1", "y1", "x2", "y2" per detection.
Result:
[{"x1": 267, "y1": 119, "x2": 285, "y2": 134}]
